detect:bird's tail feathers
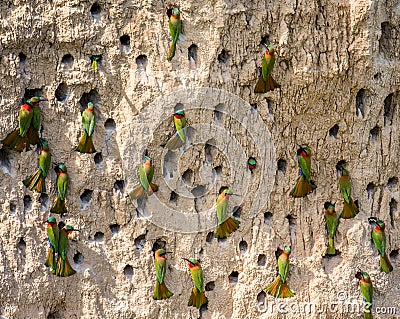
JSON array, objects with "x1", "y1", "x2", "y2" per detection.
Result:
[
  {"x1": 215, "y1": 217, "x2": 240, "y2": 239},
  {"x1": 290, "y1": 175, "x2": 317, "y2": 198},
  {"x1": 153, "y1": 281, "x2": 173, "y2": 300}
]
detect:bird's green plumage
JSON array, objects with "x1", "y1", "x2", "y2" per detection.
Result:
[
  {"x1": 82, "y1": 105, "x2": 96, "y2": 137},
  {"x1": 216, "y1": 189, "x2": 232, "y2": 224},
  {"x1": 45, "y1": 218, "x2": 60, "y2": 273},
  {"x1": 356, "y1": 272, "x2": 373, "y2": 318},
  {"x1": 30, "y1": 97, "x2": 41, "y2": 131},
  {"x1": 277, "y1": 247, "x2": 290, "y2": 283},
  {"x1": 339, "y1": 169, "x2": 352, "y2": 204},
  {"x1": 154, "y1": 252, "x2": 166, "y2": 285},
  {"x1": 188, "y1": 259, "x2": 204, "y2": 293},
  {"x1": 324, "y1": 203, "x2": 338, "y2": 255},
  {"x1": 56, "y1": 225, "x2": 76, "y2": 277},
  {"x1": 19, "y1": 104, "x2": 33, "y2": 137},
  {"x1": 371, "y1": 225, "x2": 386, "y2": 257},
  {"x1": 39, "y1": 143, "x2": 51, "y2": 178},
  {"x1": 57, "y1": 170, "x2": 69, "y2": 200},
  {"x1": 261, "y1": 47, "x2": 275, "y2": 82},
  {"x1": 174, "y1": 111, "x2": 186, "y2": 143},
  {"x1": 167, "y1": 8, "x2": 181, "y2": 61}
]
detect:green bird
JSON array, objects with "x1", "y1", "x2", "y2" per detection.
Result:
[
  {"x1": 290, "y1": 145, "x2": 317, "y2": 198},
  {"x1": 129, "y1": 156, "x2": 159, "y2": 200},
  {"x1": 165, "y1": 110, "x2": 187, "y2": 150},
  {"x1": 2, "y1": 99, "x2": 34, "y2": 151},
  {"x1": 56, "y1": 225, "x2": 79, "y2": 277},
  {"x1": 355, "y1": 271, "x2": 373, "y2": 319},
  {"x1": 76, "y1": 102, "x2": 96, "y2": 154},
  {"x1": 44, "y1": 216, "x2": 60, "y2": 274},
  {"x1": 254, "y1": 45, "x2": 280, "y2": 93},
  {"x1": 248, "y1": 157, "x2": 257, "y2": 174},
  {"x1": 27, "y1": 96, "x2": 42, "y2": 146},
  {"x1": 264, "y1": 246, "x2": 295, "y2": 298},
  {"x1": 339, "y1": 168, "x2": 359, "y2": 218},
  {"x1": 183, "y1": 258, "x2": 207, "y2": 309},
  {"x1": 368, "y1": 217, "x2": 393, "y2": 273},
  {"x1": 324, "y1": 202, "x2": 339, "y2": 256},
  {"x1": 153, "y1": 249, "x2": 174, "y2": 300},
  {"x1": 91, "y1": 56, "x2": 101, "y2": 70},
  {"x1": 50, "y1": 164, "x2": 69, "y2": 216},
  {"x1": 23, "y1": 139, "x2": 51, "y2": 193},
  {"x1": 167, "y1": 7, "x2": 181, "y2": 61},
  {"x1": 215, "y1": 188, "x2": 240, "y2": 239}
]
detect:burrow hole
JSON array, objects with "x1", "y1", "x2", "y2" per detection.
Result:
[
  {"x1": 214, "y1": 103, "x2": 224, "y2": 123},
  {"x1": 218, "y1": 49, "x2": 229, "y2": 64},
  {"x1": 134, "y1": 234, "x2": 146, "y2": 251},
  {"x1": 205, "y1": 281, "x2": 215, "y2": 291},
  {"x1": 94, "y1": 232, "x2": 104, "y2": 242},
  {"x1": 61, "y1": 54, "x2": 74, "y2": 69},
  {"x1": 257, "y1": 291, "x2": 267, "y2": 308},
  {"x1": 206, "y1": 232, "x2": 214, "y2": 243},
  {"x1": 79, "y1": 89, "x2": 100, "y2": 111},
  {"x1": 170, "y1": 191, "x2": 178, "y2": 205},
  {"x1": 384, "y1": 93, "x2": 396, "y2": 126},
  {"x1": 356, "y1": 89, "x2": 366, "y2": 118},
  {"x1": 329, "y1": 124, "x2": 339, "y2": 138},
  {"x1": 232, "y1": 206, "x2": 241, "y2": 219},
  {"x1": 387, "y1": 177, "x2": 398, "y2": 191},
  {"x1": 182, "y1": 168, "x2": 194, "y2": 186},
  {"x1": 188, "y1": 44, "x2": 198, "y2": 70},
  {"x1": 264, "y1": 211, "x2": 272, "y2": 223},
  {"x1": 228, "y1": 271, "x2": 239, "y2": 284},
  {"x1": 23, "y1": 88, "x2": 43, "y2": 103},
  {"x1": 336, "y1": 160, "x2": 346, "y2": 173},
  {"x1": 90, "y1": 2, "x2": 101, "y2": 20},
  {"x1": 109, "y1": 224, "x2": 120, "y2": 234},
  {"x1": 17, "y1": 237, "x2": 26, "y2": 252},
  {"x1": 366, "y1": 182, "x2": 376, "y2": 198},
  {"x1": 136, "y1": 55, "x2": 147, "y2": 71},
  {"x1": 114, "y1": 180, "x2": 124, "y2": 193},
  {"x1": 39, "y1": 193, "x2": 49, "y2": 211},
  {"x1": 19, "y1": 52, "x2": 26, "y2": 70},
  {"x1": 205, "y1": 139, "x2": 216, "y2": 163},
  {"x1": 257, "y1": 254, "x2": 266, "y2": 266},
  {"x1": 94, "y1": 152, "x2": 103, "y2": 165},
  {"x1": 277, "y1": 159, "x2": 287, "y2": 174},
  {"x1": 259, "y1": 35, "x2": 269, "y2": 49},
  {"x1": 266, "y1": 99, "x2": 274, "y2": 116},
  {"x1": 174, "y1": 103, "x2": 185, "y2": 113},
  {"x1": 10, "y1": 202, "x2": 16, "y2": 214},
  {"x1": 120, "y1": 34, "x2": 130, "y2": 47},
  {"x1": 124, "y1": 265, "x2": 133, "y2": 279},
  {"x1": 23, "y1": 195, "x2": 32, "y2": 213},
  {"x1": 239, "y1": 240, "x2": 248, "y2": 254},
  {"x1": 55, "y1": 82, "x2": 69, "y2": 102},
  {"x1": 250, "y1": 103, "x2": 257, "y2": 114},
  {"x1": 370, "y1": 126, "x2": 380, "y2": 141},
  {"x1": 73, "y1": 251, "x2": 84, "y2": 264},
  {"x1": 152, "y1": 238, "x2": 166, "y2": 253},
  {"x1": 105, "y1": 118, "x2": 116, "y2": 132},
  {"x1": 191, "y1": 185, "x2": 206, "y2": 198},
  {"x1": 390, "y1": 249, "x2": 399, "y2": 260},
  {"x1": 0, "y1": 148, "x2": 11, "y2": 174},
  {"x1": 80, "y1": 189, "x2": 93, "y2": 209}
]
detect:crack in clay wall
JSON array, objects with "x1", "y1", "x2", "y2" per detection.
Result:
[{"x1": 0, "y1": 0, "x2": 400, "y2": 318}]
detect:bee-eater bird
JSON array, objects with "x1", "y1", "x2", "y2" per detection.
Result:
[
  {"x1": 290, "y1": 145, "x2": 316, "y2": 198},
  {"x1": 324, "y1": 202, "x2": 339, "y2": 256},
  {"x1": 165, "y1": 110, "x2": 187, "y2": 150},
  {"x1": 76, "y1": 102, "x2": 96, "y2": 154},
  {"x1": 339, "y1": 168, "x2": 359, "y2": 218},
  {"x1": 254, "y1": 45, "x2": 280, "y2": 93},
  {"x1": 153, "y1": 249, "x2": 173, "y2": 300},
  {"x1": 23, "y1": 139, "x2": 51, "y2": 193},
  {"x1": 368, "y1": 217, "x2": 393, "y2": 273},
  {"x1": 50, "y1": 163, "x2": 69, "y2": 216},
  {"x1": 183, "y1": 258, "x2": 207, "y2": 309},
  {"x1": 167, "y1": 7, "x2": 181, "y2": 61},
  {"x1": 129, "y1": 156, "x2": 158, "y2": 200},
  {"x1": 44, "y1": 216, "x2": 60, "y2": 274},
  {"x1": 215, "y1": 188, "x2": 240, "y2": 239},
  {"x1": 264, "y1": 246, "x2": 294, "y2": 298},
  {"x1": 355, "y1": 271, "x2": 373, "y2": 319},
  {"x1": 56, "y1": 225, "x2": 79, "y2": 277}
]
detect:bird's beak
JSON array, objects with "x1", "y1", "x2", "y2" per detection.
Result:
[
  {"x1": 72, "y1": 229, "x2": 81, "y2": 232},
  {"x1": 182, "y1": 258, "x2": 190, "y2": 262},
  {"x1": 368, "y1": 217, "x2": 377, "y2": 225},
  {"x1": 166, "y1": 251, "x2": 173, "y2": 254},
  {"x1": 40, "y1": 98, "x2": 48, "y2": 101}
]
